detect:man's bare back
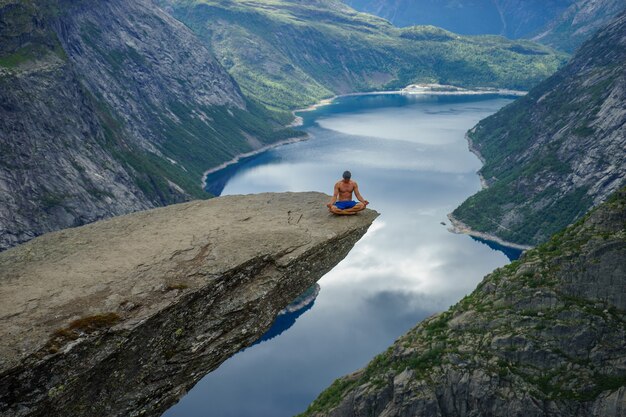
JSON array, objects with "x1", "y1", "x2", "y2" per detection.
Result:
[{"x1": 327, "y1": 171, "x2": 369, "y2": 215}]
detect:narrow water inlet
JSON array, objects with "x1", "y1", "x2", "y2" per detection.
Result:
[{"x1": 165, "y1": 93, "x2": 519, "y2": 417}]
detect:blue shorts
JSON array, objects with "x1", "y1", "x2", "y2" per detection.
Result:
[{"x1": 334, "y1": 200, "x2": 358, "y2": 210}]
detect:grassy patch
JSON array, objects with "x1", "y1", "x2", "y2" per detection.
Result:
[
  {"x1": 44, "y1": 312, "x2": 121, "y2": 354},
  {"x1": 297, "y1": 377, "x2": 360, "y2": 416},
  {"x1": 165, "y1": 283, "x2": 189, "y2": 291},
  {"x1": 452, "y1": 42, "x2": 621, "y2": 247},
  {"x1": 67, "y1": 312, "x2": 121, "y2": 332}
]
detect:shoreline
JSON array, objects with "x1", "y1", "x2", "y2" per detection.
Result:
[
  {"x1": 447, "y1": 128, "x2": 533, "y2": 252},
  {"x1": 449, "y1": 125, "x2": 534, "y2": 252},
  {"x1": 465, "y1": 130, "x2": 490, "y2": 189},
  {"x1": 206, "y1": 83, "x2": 518, "y2": 184},
  {"x1": 447, "y1": 213, "x2": 533, "y2": 251},
  {"x1": 289, "y1": 84, "x2": 527, "y2": 127},
  {"x1": 201, "y1": 86, "x2": 532, "y2": 253},
  {"x1": 402, "y1": 83, "x2": 526, "y2": 97},
  {"x1": 289, "y1": 97, "x2": 336, "y2": 127},
  {"x1": 201, "y1": 134, "x2": 310, "y2": 189}
]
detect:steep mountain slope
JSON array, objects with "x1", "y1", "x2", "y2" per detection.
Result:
[
  {"x1": 0, "y1": 2, "x2": 152, "y2": 250},
  {"x1": 299, "y1": 184, "x2": 626, "y2": 416},
  {"x1": 451, "y1": 11, "x2": 626, "y2": 247},
  {"x1": 158, "y1": 0, "x2": 566, "y2": 109},
  {"x1": 0, "y1": 0, "x2": 297, "y2": 250},
  {"x1": 531, "y1": 0, "x2": 626, "y2": 52},
  {"x1": 343, "y1": 0, "x2": 624, "y2": 51}
]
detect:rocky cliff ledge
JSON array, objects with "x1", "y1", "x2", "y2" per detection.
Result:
[
  {"x1": 0, "y1": 192, "x2": 378, "y2": 417},
  {"x1": 300, "y1": 188, "x2": 625, "y2": 417}
]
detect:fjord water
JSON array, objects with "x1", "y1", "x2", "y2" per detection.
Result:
[{"x1": 164, "y1": 94, "x2": 518, "y2": 417}]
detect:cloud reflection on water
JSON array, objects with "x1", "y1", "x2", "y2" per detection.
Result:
[
  {"x1": 164, "y1": 94, "x2": 516, "y2": 417},
  {"x1": 315, "y1": 97, "x2": 512, "y2": 145}
]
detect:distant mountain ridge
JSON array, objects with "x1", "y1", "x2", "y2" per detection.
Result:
[
  {"x1": 158, "y1": 0, "x2": 566, "y2": 110},
  {"x1": 451, "y1": 11, "x2": 626, "y2": 246},
  {"x1": 344, "y1": 0, "x2": 569, "y2": 37},
  {"x1": 343, "y1": 0, "x2": 625, "y2": 51}
]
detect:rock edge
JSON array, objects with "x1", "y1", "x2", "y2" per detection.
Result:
[{"x1": 0, "y1": 191, "x2": 378, "y2": 417}]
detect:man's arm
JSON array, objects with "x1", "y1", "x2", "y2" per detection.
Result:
[
  {"x1": 327, "y1": 182, "x2": 339, "y2": 208},
  {"x1": 353, "y1": 182, "x2": 369, "y2": 206}
]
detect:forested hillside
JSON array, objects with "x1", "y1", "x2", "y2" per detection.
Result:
[
  {"x1": 451, "y1": 11, "x2": 626, "y2": 246},
  {"x1": 159, "y1": 0, "x2": 566, "y2": 109}
]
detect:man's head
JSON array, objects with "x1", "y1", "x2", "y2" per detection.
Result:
[{"x1": 342, "y1": 170, "x2": 351, "y2": 181}]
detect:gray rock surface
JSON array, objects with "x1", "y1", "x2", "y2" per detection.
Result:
[
  {"x1": 0, "y1": 0, "x2": 296, "y2": 251},
  {"x1": 0, "y1": 191, "x2": 378, "y2": 417},
  {"x1": 54, "y1": 0, "x2": 246, "y2": 151},
  {"x1": 299, "y1": 188, "x2": 625, "y2": 417},
  {"x1": 0, "y1": 1, "x2": 154, "y2": 250},
  {"x1": 531, "y1": 0, "x2": 626, "y2": 52}
]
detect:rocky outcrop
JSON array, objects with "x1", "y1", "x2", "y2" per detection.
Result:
[
  {"x1": 531, "y1": 0, "x2": 626, "y2": 52},
  {"x1": 0, "y1": 0, "x2": 298, "y2": 251},
  {"x1": 452, "y1": 11, "x2": 626, "y2": 246},
  {"x1": 0, "y1": 192, "x2": 378, "y2": 417},
  {"x1": 298, "y1": 187, "x2": 625, "y2": 417}
]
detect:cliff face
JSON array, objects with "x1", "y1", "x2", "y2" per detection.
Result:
[
  {"x1": 0, "y1": 1, "x2": 153, "y2": 249},
  {"x1": 0, "y1": 0, "x2": 298, "y2": 251},
  {"x1": 531, "y1": 0, "x2": 626, "y2": 52},
  {"x1": 0, "y1": 192, "x2": 378, "y2": 417},
  {"x1": 158, "y1": 0, "x2": 566, "y2": 110},
  {"x1": 299, "y1": 187, "x2": 625, "y2": 417},
  {"x1": 451, "y1": 11, "x2": 626, "y2": 246}
]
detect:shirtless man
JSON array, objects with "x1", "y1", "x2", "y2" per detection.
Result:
[{"x1": 327, "y1": 170, "x2": 369, "y2": 215}]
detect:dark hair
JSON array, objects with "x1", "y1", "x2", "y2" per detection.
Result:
[{"x1": 342, "y1": 170, "x2": 351, "y2": 179}]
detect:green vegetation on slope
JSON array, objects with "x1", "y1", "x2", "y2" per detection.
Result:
[
  {"x1": 0, "y1": 42, "x2": 60, "y2": 68},
  {"x1": 452, "y1": 11, "x2": 626, "y2": 246},
  {"x1": 300, "y1": 186, "x2": 626, "y2": 416},
  {"x1": 86, "y1": 76, "x2": 302, "y2": 203},
  {"x1": 159, "y1": 0, "x2": 567, "y2": 109},
  {"x1": 0, "y1": 0, "x2": 305, "y2": 250},
  {"x1": 0, "y1": 1, "x2": 67, "y2": 68}
]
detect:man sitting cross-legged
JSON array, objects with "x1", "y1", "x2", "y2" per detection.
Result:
[{"x1": 326, "y1": 170, "x2": 369, "y2": 215}]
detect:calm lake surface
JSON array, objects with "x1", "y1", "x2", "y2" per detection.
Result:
[{"x1": 163, "y1": 93, "x2": 519, "y2": 417}]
